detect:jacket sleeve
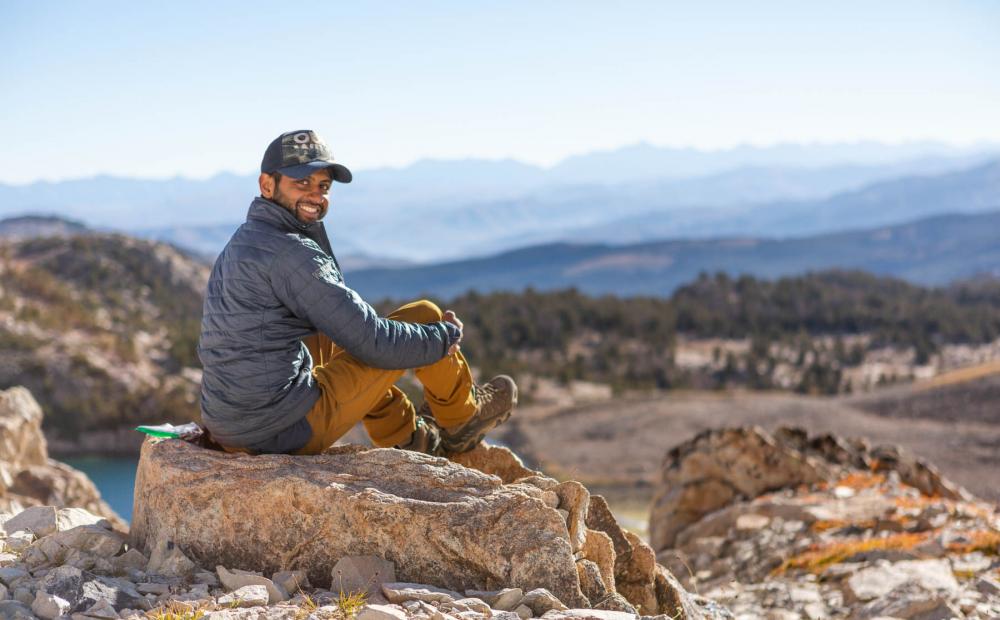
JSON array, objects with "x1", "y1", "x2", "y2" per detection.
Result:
[{"x1": 269, "y1": 237, "x2": 461, "y2": 370}]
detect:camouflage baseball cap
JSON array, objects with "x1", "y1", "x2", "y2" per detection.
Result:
[{"x1": 260, "y1": 130, "x2": 352, "y2": 183}]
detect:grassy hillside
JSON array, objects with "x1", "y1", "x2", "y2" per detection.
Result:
[{"x1": 0, "y1": 234, "x2": 208, "y2": 438}]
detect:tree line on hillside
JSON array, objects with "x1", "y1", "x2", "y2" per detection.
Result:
[
  {"x1": 3, "y1": 230, "x2": 999, "y2": 439},
  {"x1": 376, "y1": 270, "x2": 1000, "y2": 395}
]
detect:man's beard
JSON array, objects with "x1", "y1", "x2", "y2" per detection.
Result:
[{"x1": 272, "y1": 188, "x2": 327, "y2": 222}]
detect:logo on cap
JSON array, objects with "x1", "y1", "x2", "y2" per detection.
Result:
[{"x1": 280, "y1": 131, "x2": 333, "y2": 166}]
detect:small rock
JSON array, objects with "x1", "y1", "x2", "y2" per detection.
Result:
[
  {"x1": 192, "y1": 571, "x2": 219, "y2": 586},
  {"x1": 0, "y1": 600, "x2": 37, "y2": 620},
  {"x1": 976, "y1": 575, "x2": 1000, "y2": 595},
  {"x1": 217, "y1": 584, "x2": 269, "y2": 608},
  {"x1": 734, "y1": 514, "x2": 770, "y2": 532},
  {"x1": 73, "y1": 597, "x2": 119, "y2": 620},
  {"x1": 539, "y1": 610, "x2": 637, "y2": 619},
  {"x1": 136, "y1": 583, "x2": 170, "y2": 595},
  {"x1": 513, "y1": 604, "x2": 532, "y2": 619},
  {"x1": 146, "y1": 540, "x2": 196, "y2": 578},
  {"x1": 12, "y1": 586, "x2": 34, "y2": 606},
  {"x1": 3, "y1": 507, "x2": 57, "y2": 538},
  {"x1": 0, "y1": 568, "x2": 29, "y2": 588},
  {"x1": 493, "y1": 588, "x2": 526, "y2": 611},
  {"x1": 113, "y1": 549, "x2": 147, "y2": 574},
  {"x1": 357, "y1": 604, "x2": 409, "y2": 620},
  {"x1": 332, "y1": 556, "x2": 396, "y2": 597},
  {"x1": 381, "y1": 583, "x2": 462, "y2": 605},
  {"x1": 31, "y1": 591, "x2": 71, "y2": 620},
  {"x1": 452, "y1": 598, "x2": 491, "y2": 615},
  {"x1": 575, "y1": 560, "x2": 607, "y2": 604},
  {"x1": 592, "y1": 593, "x2": 636, "y2": 614},
  {"x1": 521, "y1": 589, "x2": 566, "y2": 616},
  {"x1": 2, "y1": 533, "x2": 32, "y2": 555},
  {"x1": 0, "y1": 583, "x2": 7, "y2": 601},
  {"x1": 55, "y1": 509, "x2": 110, "y2": 534},
  {"x1": 270, "y1": 570, "x2": 307, "y2": 594},
  {"x1": 216, "y1": 566, "x2": 287, "y2": 604}
]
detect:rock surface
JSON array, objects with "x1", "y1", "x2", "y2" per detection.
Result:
[
  {"x1": 129, "y1": 439, "x2": 724, "y2": 618},
  {"x1": 652, "y1": 426, "x2": 1000, "y2": 620},
  {"x1": 0, "y1": 387, "x2": 123, "y2": 528}
]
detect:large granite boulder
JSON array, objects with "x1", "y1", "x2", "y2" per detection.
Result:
[
  {"x1": 0, "y1": 387, "x2": 123, "y2": 529},
  {"x1": 131, "y1": 439, "x2": 719, "y2": 617},
  {"x1": 130, "y1": 438, "x2": 588, "y2": 607}
]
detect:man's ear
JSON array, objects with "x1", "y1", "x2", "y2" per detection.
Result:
[{"x1": 259, "y1": 173, "x2": 275, "y2": 198}]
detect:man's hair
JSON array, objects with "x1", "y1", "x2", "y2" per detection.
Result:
[{"x1": 269, "y1": 172, "x2": 283, "y2": 185}]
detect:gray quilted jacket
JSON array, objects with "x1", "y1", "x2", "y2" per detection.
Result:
[{"x1": 198, "y1": 197, "x2": 461, "y2": 451}]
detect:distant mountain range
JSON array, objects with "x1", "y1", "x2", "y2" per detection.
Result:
[
  {"x1": 347, "y1": 210, "x2": 1000, "y2": 299},
  {"x1": 0, "y1": 141, "x2": 996, "y2": 261}
]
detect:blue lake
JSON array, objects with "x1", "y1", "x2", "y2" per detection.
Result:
[{"x1": 62, "y1": 456, "x2": 139, "y2": 523}]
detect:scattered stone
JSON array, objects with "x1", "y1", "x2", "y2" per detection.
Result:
[
  {"x1": 491, "y1": 588, "x2": 526, "y2": 611},
  {"x1": 576, "y1": 560, "x2": 608, "y2": 604},
  {"x1": 554, "y1": 482, "x2": 590, "y2": 553},
  {"x1": 0, "y1": 600, "x2": 37, "y2": 620},
  {"x1": 521, "y1": 589, "x2": 567, "y2": 615},
  {"x1": 0, "y1": 568, "x2": 29, "y2": 588},
  {"x1": 113, "y1": 549, "x2": 148, "y2": 574},
  {"x1": 734, "y1": 514, "x2": 769, "y2": 532},
  {"x1": 976, "y1": 575, "x2": 1000, "y2": 596},
  {"x1": 538, "y1": 610, "x2": 639, "y2": 619},
  {"x1": 136, "y1": 583, "x2": 170, "y2": 595},
  {"x1": 217, "y1": 566, "x2": 287, "y2": 604},
  {"x1": 31, "y1": 591, "x2": 71, "y2": 620},
  {"x1": 271, "y1": 570, "x2": 307, "y2": 594},
  {"x1": 145, "y1": 539, "x2": 196, "y2": 578},
  {"x1": 217, "y1": 584, "x2": 269, "y2": 608},
  {"x1": 4, "y1": 507, "x2": 58, "y2": 538},
  {"x1": 55, "y1": 509, "x2": 111, "y2": 533},
  {"x1": 592, "y1": 593, "x2": 636, "y2": 614},
  {"x1": 357, "y1": 604, "x2": 408, "y2": 620},
  {"x1": 332, "y1": 555, "x2": 396, "y2": 597},
  {"x1": 382, "y1": 583, "x2": 462, "y2": 605},
  {"x1": 513, "y1": 604, "x2": 532, "y2": 619},
  {"x1": 452, "y1": 598, "x2": 491, "y2": 615}
]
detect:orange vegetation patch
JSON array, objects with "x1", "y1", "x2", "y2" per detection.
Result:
[
  {"x1": 948, "y1": 530, "x2": 1000, "y2": 556},
  {"x1": 835, "y1": 471, "x2": 886, "y2": 491},
  {"x1": 811, "y1": 518, "x2": 877, "y2": 533},
  {"x1": 774, "y1": 531, "x2": 932, "y2": 575}
]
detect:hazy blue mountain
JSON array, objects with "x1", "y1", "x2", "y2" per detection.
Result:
[
  {"x1": 347, "y1": 211, "x2": 1000, "y2": 300},
  {"x1": 1, "y1": 142, "x2": 995, "y2": 255}
]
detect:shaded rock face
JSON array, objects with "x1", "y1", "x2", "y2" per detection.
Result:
[
  {"x1": 651, "y1": 426, "x2": 1000, "y2": 619},
  {"x1": 131, "y1": 440, "x2": 722, "y2": 618},
  {"x1": 0, "y1": 387, "x2": 123, "y2": 529}
]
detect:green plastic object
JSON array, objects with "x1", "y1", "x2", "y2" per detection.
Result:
[{"x1": 135, "y1": 422, "x2": 201, "y2": 439}]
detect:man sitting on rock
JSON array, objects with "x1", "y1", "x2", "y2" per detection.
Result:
[{"x1": 197, "y1": 129, "x2": 516, "y2": 456}]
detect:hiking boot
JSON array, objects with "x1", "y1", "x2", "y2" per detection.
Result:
[
  {"x1": 395, "y1": 415, "x2": 443, "y2": 455},
  {"x1": 416, "y1": 375, "x2": 518, "y2": 455}
]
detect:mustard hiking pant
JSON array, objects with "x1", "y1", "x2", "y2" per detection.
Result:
[{"x1": 293, "y1": 299, "x2": 477, "y2": 455}]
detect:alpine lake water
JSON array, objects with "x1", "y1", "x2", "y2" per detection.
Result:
[{"x1": 62, "y1": 456, "x2": 140, "y2": 522}]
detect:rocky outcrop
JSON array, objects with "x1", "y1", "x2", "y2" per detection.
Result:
[
  {"x1": 652, "y1": 426, "x2": 1000, "y2": 619},
  {"x1": 0, "y1": 387, "x2": 123, "y2": 529},
  {"x1": 131, "y1": 439, "x2": 723, "y2": 618},
  {"x1": 649, "y1": 426, "x2": 972, "y2": 551}
]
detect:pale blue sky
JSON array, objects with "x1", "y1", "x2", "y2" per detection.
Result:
[{"x1": 2, "y1": 1, "x2": 999, "y2": 184}]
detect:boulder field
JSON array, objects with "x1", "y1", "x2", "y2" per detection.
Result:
[{"x1": 651, "y1": 426, "x2": 1000, "y2": 619}]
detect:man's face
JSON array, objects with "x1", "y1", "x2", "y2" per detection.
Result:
[{"x1": 261, "y1": 169, "x2": 332, "y2": 224}]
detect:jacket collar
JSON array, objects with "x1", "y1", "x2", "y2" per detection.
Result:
[{"x1": 247, "y1": 196, "x2": 333, "y2": 256}]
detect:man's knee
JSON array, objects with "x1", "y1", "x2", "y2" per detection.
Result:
[{"x1": 391, "y1": 299, "x2": 442, "y2": 324}]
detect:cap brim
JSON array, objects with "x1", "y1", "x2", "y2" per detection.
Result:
[{"x1": 277, "y1": 161, "x2": 352, "y2": 183}]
